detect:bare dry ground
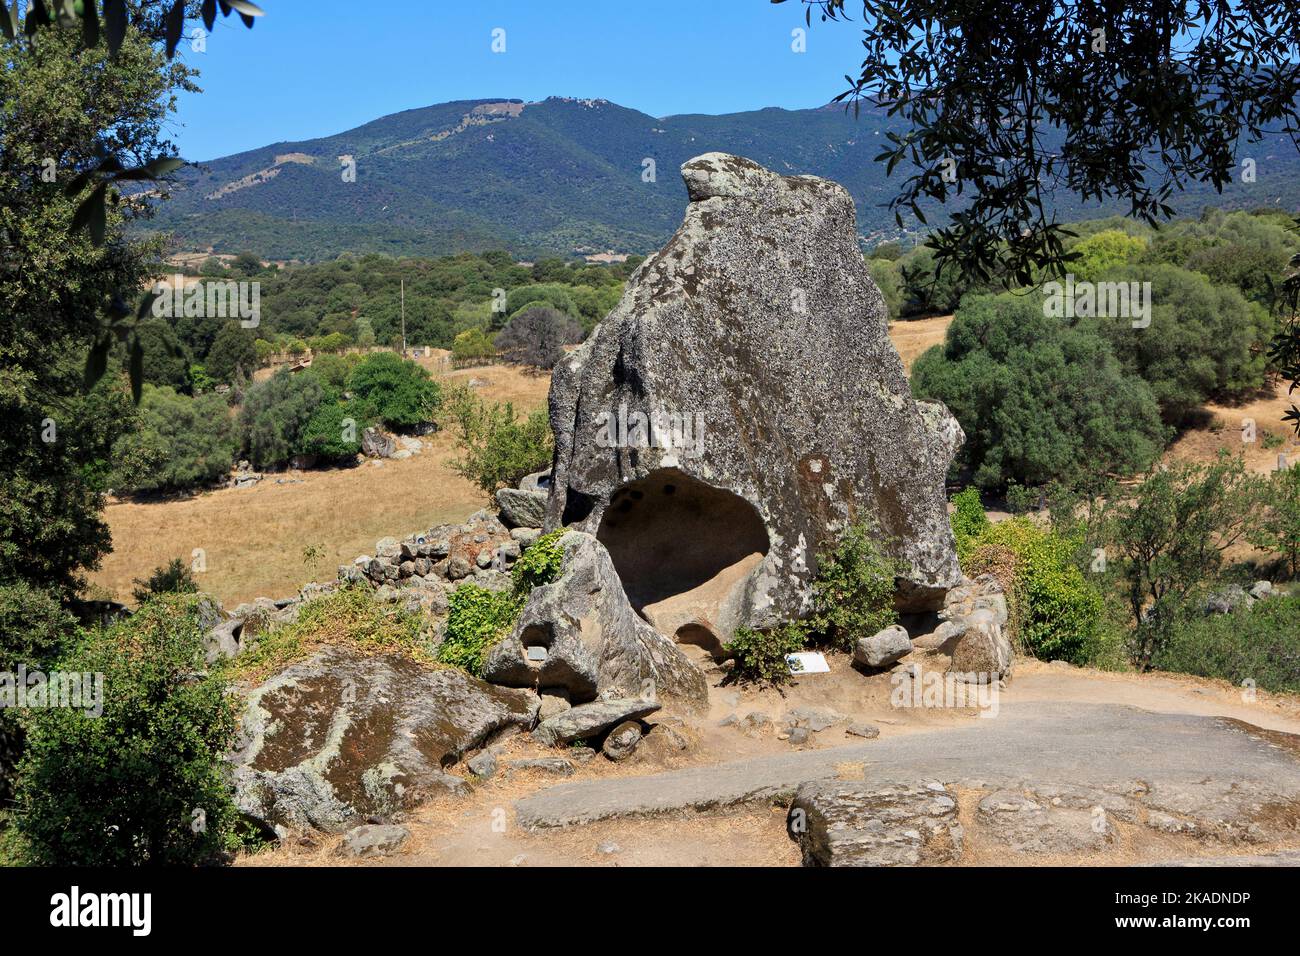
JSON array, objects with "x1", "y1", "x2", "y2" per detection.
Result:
[
  {"x1": 240, "y1": 653, "x2": 1300, "y2": 868},
  {"x1": 88, "y1": 363, "x2": 550, "y2": 607},
  {"x1": 890, "y1": 314, "x2": 953, "y2": 370},
  {"x1": 1164, "y1": 380, "x2": 1300, "y2": 475}
]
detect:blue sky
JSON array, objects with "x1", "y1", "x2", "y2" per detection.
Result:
[{"x1": 169, "y1": 1, "x2": 869, "y2": 161}]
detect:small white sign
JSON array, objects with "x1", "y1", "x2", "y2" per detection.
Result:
[
  {"x1": 785, "y1": 652, "x2": 829, "y2": 675},
  {"x1": 525, "y1": 646, "x2": 548, "y2": 662}
]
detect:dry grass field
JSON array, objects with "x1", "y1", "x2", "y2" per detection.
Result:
[
  {"x1": 88, "y1": 364, "x2": 551, "y2": 608},
  {"x1": 890, "y1": 314, "x2": 952, "y2": 371}
]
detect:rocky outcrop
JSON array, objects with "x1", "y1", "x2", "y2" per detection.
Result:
[
  {"x1": 532, "y1": 695, "x2": 660, "y2": 746},
  {"x1": 545, "y1": 152, "x2": 963, "y2": 654},
  {"x1": 788, "y1": 781, "x2": 964, "y2": 867},
  {"x1": 495, "y1": 487, "x2": 548, "y2": 529},
  {"x1": 939, "y1": 575, "x2": 1013, "y2": 683},
  {"x1": 231, "y1": 647, "x2": 539, "y2": 833},
  {"x1": 481, "y1": 531, "x2": 708, "y2": 705}
]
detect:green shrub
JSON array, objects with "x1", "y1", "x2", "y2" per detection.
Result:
[
  {"x1": 438, "y1": 533, "x2": 569, "y2": 675},
  {"x1": 1153, "y1": 594, "x2": 1300, "y2": 694},
  {"x1": 452, "y1": 328, "x2": 497, "y2": 364},
  {"x1": 724, "y1": 623, "x2": 806, "y2": 686},
  {"x1": 511, "y1": 530, "x2": 566, "y2": 595},
  {"x1": 13, "y1": 595, "x2": 241, "y2": 865},
  {"x1": 131, "y1": 557, "x2": 198, "y2": 605},
  {"x1": 1106, "y1": 457, "x2": 1266, "y2": 669},
  {"x1": 110, "y1": 385, "x2": 237, "y2": 493},
  {"x1": 805, "y1": 523, "x2": 902, "y2": 652},
  {"x1": 950, "y1": 487, "x2": 989, "y2": 560},
  {"x1": 911, "y1": 291, "x2": 1166, "y2": 489},
  {"x1": 1085, "y1": 264, "x2": 1274, "y2": 421},
  {"x1": 0, "y1": 583, "x2": 79, "y2": 804},
  {"x1": 443, "y1": 385, "x2": 553, "y2": 493},
  {"x1": 205, "y1": 322, "x2": 258, "y2": 386},
  {"x1": 1251, "y1": 466, "x2": 1300, "y2": 579},
  {"x1": 295, "y1": 397, "x2": 367, "y2": 461},
  {"x1": 239, "y1": 368, "x2": 328, "y2": 469},
  {"x1": 437, "y1": 585, "x2": 519, "y2": 675},
  {"x1": 865, "y1": 257, "x2": 903, "y2": 320},
  {"x1": 347, "y1": 351, "x2": 441, "y2": 430},
  {"x1": 962, "y1": 517, "x2": 1103, "y2": 664}
]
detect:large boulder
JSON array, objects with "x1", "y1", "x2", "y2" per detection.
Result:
[
  {"x1": 480, "y1": 531, "x2": 707, "y2": 705},
  {"x1": 495, "y1": 487, "x2": 548, "y2": 529},
  {"x1": 544, "y1": 153, "x2": 963, "y2": 653},
  {"x1": 232, "y1": 647, "x2": 539, "y2": 833}
]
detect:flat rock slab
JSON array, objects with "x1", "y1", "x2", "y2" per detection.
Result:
[
  {"x1": 514, "y1": 701, "x2": 1300, "y2": 839},
  {"x1": 789, "y1": 781, "x2": 963, "y2": 866}
]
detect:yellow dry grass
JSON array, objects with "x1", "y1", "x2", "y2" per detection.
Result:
[
  {"x1": 889, "y1": 314, "x2": 953, "y2": 371},
  {"x1": 88, "y1": 364, "x2": 550, "y2": 608}
]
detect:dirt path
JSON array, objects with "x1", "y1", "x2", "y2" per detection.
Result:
[{"x1": 242, "y1": 654, "x2": 1300, "y2": 868}]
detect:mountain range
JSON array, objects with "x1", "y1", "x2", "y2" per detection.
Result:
[{"x1": 146, "y1": 96, "x2": 1300, "y2": 262}]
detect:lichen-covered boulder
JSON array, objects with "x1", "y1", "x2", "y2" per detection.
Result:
[
  {"x1": 231, "y1": 647, "x2": 539, "y2": 833},
  {"x1": 545, "y1": 152, "x2": 963, "y2": 649},
  {"x1": 480, "y1": 531, "x2": 707, "y2": 706}
]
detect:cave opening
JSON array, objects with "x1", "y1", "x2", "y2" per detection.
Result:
[{"x1": 595, "y1": 468, "x2": 769, "y2": 654}]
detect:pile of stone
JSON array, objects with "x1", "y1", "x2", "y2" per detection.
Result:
[
  {"x1": 848, "y1": 573, "x2": 1013, "y2": 685},
  {"x1": 229, "y1": 460, "x2": 262, "y2": 489},
  {"x1": 337, "y1": 512, "x2": 531, "y2": 598},
  {"x1": 1204, "y1": 580, "x2": 1282, "y2": 615}
]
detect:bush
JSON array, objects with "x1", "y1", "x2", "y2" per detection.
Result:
[
  {"x1": 437, "y1": 585, "x2": 520, "y2": 675},
  {"x1": 347, "y1": 351, "x2": 441, "y2": 430},
  {"x1": 804, "y1": 523, "x2": 901, "y2": 652},
  {"x1": 962, "y1": 517, "x2": 1103, "y2": 664},
  {"x1": 1252, "y1": 466, "x2": 1300, "y2": 579},
  {"x1": 1066, "y1": 229, "x2": 1148, "y2": 282},
  {"x1": 724, "y1": 623, "x2": 806, "y2": 686},
  {"x1": 501, "y1": 283, "x2": 580, "y2": 330},
  {"x1": 865, "y1": 258, "x2": 903, "y2": 320},
  {"x1": 511, "y1": 530, "x2": 566, "y2": 594},
  {"x1": 131, "y1": 557, "x2": 198, "y2": 605},
  {"x1": 1106, "y1": 457, "x2": 1267, "y2": 669},
  {"x1": 296, "y1": 398, "x2": 367, "y2": 461},
  {"x1": 911, "y1": 292, "x2": 1166, "y2": 489},
  {"x1": 439, "y1": 533, "x2": 568, "y2": 675},
  {"x1": 452, "y1": 328, "x2": 497, "y2": 365},
  {"x1": 0, "y1": 583, "x2": 78, "y2": 803},
  {"x1": 310, "y1": 351, "x2": 361, "y2": 390},
  {"x1": 950, "y1": 487, "x2": 990, "y2": 560},
  {"x1": 111, "y1": 385, "x2": 237, "y2": 493},
  {"x1": 898, "y1": 245, "x2": 981, "y2": 315},
  {"x1": 239, "y1": 368, "x2": 328, "y2": 469},
  {"x1": 443, "y1": 385, "x2": 553, "y2": 493},
  {"x1": 1084, "y1": 264, "x2": 1274, "y2": 421},
  {"x1": 133, "y1": 319, "x2": 194, "y2": 392},
  {"x1": 1153, "y1": 594, "x2": 1300, "y2": 694},
  {"x1": 13, "y1": 595, "x2": 241, "y2": 865},
  {"x1": 495, "y1": 305, "x2": 584, "y2": 370}
]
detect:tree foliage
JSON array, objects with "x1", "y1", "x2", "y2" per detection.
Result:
[
  {"x1": 110, "y1": 384, "x2": 237, "y2": 493},
  {"x1": 801, "y1": 0, "x2": 1300, "y2": 291},
  {"x1": 14, "y1": 594, "x2": 242, "y2": 866},
  {"x1": 495, "y1": 305, "x2": 583, "y2": 370},
  {"x1": 346, "y1": 350, "x2": 441, "y2": 430},
  {"x1": 911, "y1": 292, "x2": 1166, "y2": 488}
]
